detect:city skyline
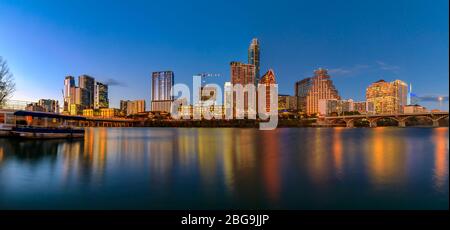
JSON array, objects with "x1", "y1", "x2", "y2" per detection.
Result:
[{"x1": 0, "y1": 0, "x2": 448, "y2": 111}]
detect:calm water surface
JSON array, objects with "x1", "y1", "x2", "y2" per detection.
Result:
[{"x1": 0, "y1": 127, "x2": 448, "y2": 210}]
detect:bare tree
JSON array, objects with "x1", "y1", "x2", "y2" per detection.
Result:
[{"x1": 0, "y1": 56, "x2": 16, "y2": 107}]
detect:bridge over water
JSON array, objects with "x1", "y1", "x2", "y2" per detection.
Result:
[{"x1": 322, "y1": 112, "x2": 449, "y2": 128}]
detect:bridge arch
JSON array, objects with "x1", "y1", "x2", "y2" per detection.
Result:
[{"x1": 368, "y1": 116, "x2": 399, "y2": 127}]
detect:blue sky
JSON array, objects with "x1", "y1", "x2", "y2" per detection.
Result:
[{"x1": 0, "y1": 0, "x2": 448, "y2": 110}]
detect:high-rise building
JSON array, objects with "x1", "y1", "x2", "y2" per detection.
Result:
[
  {"x1": 392, "y1": 79, "x2": 408, "y2": 113},
  {"x1": 248, "y1": 38, "x2": 260, "y2": 81},
  {"x1": 74, "y1": 87, "x2": 90, "y2": 110},
  {"x1": 259, "y1": 69, "x2": 276, "y2": 113},
  {"x1": 63, "y1": 74, "x2": 109, "y2": 115},
  {"x1": 63, "y1": 76, "x2": 75, "y2": 112},
  {"x1": 79, "y1": 75, "x2": 95, "y2": 108},
  {"x1": 151, "y1": 71, "x2": 174, "y2": 113},
  {"x1": 94, "y1": 81, "x2": 109, "y2": 109},
  {"x1": 366, "y1": 79, "x2": 408, "y2": 114},
  {"x1": 230, "y1": 62, "x2": 256, "y2": 117},
  {"x1": 295, "y1": 68, "x2": 341, "y2": 115}
]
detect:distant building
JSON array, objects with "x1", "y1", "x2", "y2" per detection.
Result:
[
  {"x1": 404, "y1": 104, "x2": 427, "y2": 113},
  {"x1": 99, "y1": 108, "x2": 120, "y2": 118},
  {"x1": 127, "y1": 100, "x2": 146, "y2": 115},
  {"x1": 353, "y1": 101, "x2": 373, "y2": 114},
  {"x1": 151, "y1": 71, "x2": 174, "y2": 113},
  {"x1": 82, "y1": 109, "x2": 95, "y2": 117},
  {"x1": 69, "y1": 104, "x2": 83, "y2": 116},
  {"x1": 318, "y1": 99, "x2": 352, "y2": 116},
  {"x1": 79, "y1": 75, "x2": 95, "y2": 108},
  {"x1": 120, "y1": 100, "x2": 130, "y2": 115},
  {"x1": 63, "y1": 76, "x2": 75, "y2": 112},
  {"x1": 63, "y1": 75, "x2": 109, "y2": 114},
  {"x1": 38, "y1": 99, "x2": 59, "y2": 113},
  {"x1": 278, "y1": 94, "x2": 298, "y2": 111},
  {"x1": 25, "y1": 102, "x2": 45, "y2": 112},
  {"x1": 230, "y1": 61, "x2": 256, "y2": 117},
  {"x1": 259, "y1": 69, "x2": 277, "y2": 113},
  {"x1": 82, "y1": 108, "x2": 120, "y2": 118},
  {"x1": 94, "y1": 82, "x2": 109, "y2": 109},
  {"x1": 248, "y1": 38, "x2": 260, "y2": 81},
  {"x1": 74, "y1": 87, "x2": 90, "y2": 111},
  {"x1": 295, "y1": 68, "x2": 340, "y2": 115},
  {"x1": 318, "y1": 99, "x2": 374, "y2": 116},
  {"x1": 366, "y1": 79, "x2": 408, "y2": 114}
]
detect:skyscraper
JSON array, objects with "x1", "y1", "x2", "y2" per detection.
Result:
[
  {"x1": 295, "y1": 68, "x2": 341, "y2": 115},
  {"x1": 63, "y1": 76, "x2": 75, "y2": 112},
  {"x1": 94, "y1": 81, "x2": 109, "y2": 109},
  {"x1": 259, "y1": 69, "x2": 277, "y2": 113},
  {"x1": 366, "y1": 79, "x2": 408, "y2": 114},
  {"x1": 230, "y1": 61, "x2": 256, "y2": 117},
  {"x1": 79, "y1": 75, "x2": 95, "y2": 108},
  {"x1": 151, "y1": 71, "x2": 174, "y2": 113},
  {"x1": 248, "y1": 38, "x2": 260, "y2": 81}
]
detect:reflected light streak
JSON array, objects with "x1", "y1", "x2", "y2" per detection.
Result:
[
  {"x1": 433, "y1": 128, "x2": 448, "y2": 192},
  {"x1": 333, "y1": 128, "x2": 344, "y2": 179}
]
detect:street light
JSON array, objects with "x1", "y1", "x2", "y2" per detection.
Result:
[{"x1": 438, "y1": 96, "x2": 443, "y2": 111}]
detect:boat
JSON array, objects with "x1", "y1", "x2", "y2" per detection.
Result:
[{"x1": 11, "y1": 110, "x2": 86, "y2": 139}]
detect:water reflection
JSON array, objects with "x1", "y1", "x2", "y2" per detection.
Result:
[
  {"x1": 0, "y1": 127, "x2": 448, "y2": 210},
  {"x1": 433, "y1": 128, "x2": 448, "y2": 192},
  {"x1": 367, "y1": 128, "x2": 407, "y2": 189},
  {"x1": 333, "y1": 128, "x2": 344, "y2": 179}
]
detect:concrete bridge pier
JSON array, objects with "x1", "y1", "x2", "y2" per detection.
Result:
[
  {"x1": 345, "y1": 119, "x2": 354, "y2": 128},
  {"x1": 369, "y1": 120, "x2": 377, "y2": 128},
  {"x1": 433, "y1": 120, "x2": 440, "y2": 127},
  {"x1": 398, "y1": 120, "x2": 406, "y2": 127}
]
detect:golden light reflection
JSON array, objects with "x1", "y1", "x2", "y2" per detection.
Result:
[
  {"x1": 221, "y1": 129, "x2": 236, "y2": 194},
  {"x1": 197, "y1": 129, "x2": 220, "y2": 186},
  {"x1": 368, "y1": 128, "x2": 406, "y2": 188},
  {"x1": 333, "y1": 128, "x2": 344, "y2": 179},
  {"x1": 308, "y1": 129, "x2": 329, "y2": 186},
  {"x1": 433, "y1": 128, "x2": 448, "y2": 191},
  {"x1": 0, "y1": 147, "x2": 4, "y2": 164},
  {"x1": 262, "y1": 130, "x2": 281, "y2": 202}
]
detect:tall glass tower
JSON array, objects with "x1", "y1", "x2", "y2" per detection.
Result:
[{"x1": 248, "y1": 38, "x2": 260, "y2": 82}]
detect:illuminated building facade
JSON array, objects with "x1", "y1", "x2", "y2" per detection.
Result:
[
  {"x1": 248, "y1": 38, "x2": 260, "y2": 81},
  {"x1": 63, "y1": 76, "x2": 75, "y2": 112},
  {"x1": 259, "y1": 69, "x2": 277, "y2": 113},
  {"x1": 295, "y1": 68, "x2": 340, "y2": 115},
  {"x1": 127, "y1": 100, "x2": 146, "y2": 115},
  {"x1": 366, "y1": 79, "x2": 408, "y2": 114},
  {"x1": 94, "y1": 82, "x2": 109, "y2": 109},
  {"x1": 318, "y1": 99, "x2": 374, "y2": 116},
  {"x1": 151, "y1": 71, "x2": 174, "y2": 113},
  {"x1": 404, "y1": 104, "x2": 427, "y2": 113},
  {"x1": 230, "y1": 62, "x2": 256, "y2": 117},
  {"x1": 278, "y1": 95, "x2": 298, "y2": 111},
  {"x1": 63, "y1": 75, "x2": 109, "y2": 114}
]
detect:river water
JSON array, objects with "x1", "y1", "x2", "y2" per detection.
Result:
[{"x1": 0, "y1": 127, "x2": 448, "y2": 210}]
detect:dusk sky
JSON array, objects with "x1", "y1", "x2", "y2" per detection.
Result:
[{"x1": 0, "y1": 0, "x2": 448, "y2": 110}]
